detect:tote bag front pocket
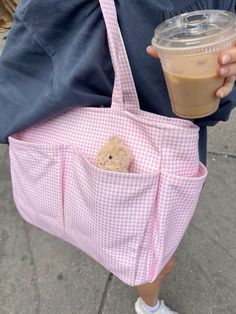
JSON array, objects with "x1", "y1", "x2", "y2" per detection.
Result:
[{"x1": 63, "y1": 149, "x2": 159, "y2": 285}]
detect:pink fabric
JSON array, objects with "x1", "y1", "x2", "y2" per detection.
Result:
[{"x1": 8, "y1": 0, "x2": 207, "y2": 286}]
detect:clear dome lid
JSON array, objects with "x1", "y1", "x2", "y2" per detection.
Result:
[{"x1": 152, "y1": 10, "x2": 236, "y2": 55}]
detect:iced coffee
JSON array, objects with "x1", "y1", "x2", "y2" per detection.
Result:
[{"x1": 152, "y1": 10, "x2": 236, "y2": 119}]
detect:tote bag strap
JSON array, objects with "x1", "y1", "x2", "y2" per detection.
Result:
[{"x1": 98, "y1": 0, "x2": 140, "y2": 112}]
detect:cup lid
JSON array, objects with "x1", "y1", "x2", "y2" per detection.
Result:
[{"x1": 152, "y1": 10, "x2": 236, "y2": 55}]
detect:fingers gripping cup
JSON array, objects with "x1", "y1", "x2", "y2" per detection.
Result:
[{"x1": 152, "y1": 10, "x2": 236, "y2": 119}]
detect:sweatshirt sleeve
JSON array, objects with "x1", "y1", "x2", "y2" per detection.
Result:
[
  {"x1": 0, "y1": 13, "x2": 56, "y2": 144},
  {"x1": 0, "y1": 0, "x2": 114, "y2": 144}
]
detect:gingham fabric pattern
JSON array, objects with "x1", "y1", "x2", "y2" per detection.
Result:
[{"x1": 8, "y1": 0, "x2": 207, "y2": 286}]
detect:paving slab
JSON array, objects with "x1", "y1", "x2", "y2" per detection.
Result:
[
  {"x1": 208, "y1": 109, "x2": 236, "y2": 155},
  {"x1": 0, "y1": 146, "x2": 37, "y2": 314},
  {"x1": 25, "y1": 226, "x2": 109, "y2": 314}
]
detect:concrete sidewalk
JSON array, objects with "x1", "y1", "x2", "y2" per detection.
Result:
[{"x1": 0, "y1": 111, "x2": 235, "y2": 314}]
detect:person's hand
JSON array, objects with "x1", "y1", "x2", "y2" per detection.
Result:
[
  {"x1": 146, "y1": 46, "x2": 159, "y2": 60},
  {"x1": 216, "y1": 48, "x2": 236, "y2": 98},
  {"x1": 146, "y1": 45, "x2": 236, "y2": 99}
]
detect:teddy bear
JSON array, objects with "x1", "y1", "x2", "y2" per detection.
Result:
[{"x1": 95, "y1": 135, "x2": 133, "y2": 172}]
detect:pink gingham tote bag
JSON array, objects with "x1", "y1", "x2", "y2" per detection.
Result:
[{"x1": 8, "y1": 0, "x2": 207, "y2": 286}]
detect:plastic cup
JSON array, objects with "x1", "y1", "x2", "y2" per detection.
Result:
[{"x1": 152, "y1": 10, "x2": 236, "y2": 119}]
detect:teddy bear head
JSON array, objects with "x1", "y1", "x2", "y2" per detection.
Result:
[{"x1": 95, "y1": 136, "x2": 133, "y2": 172}]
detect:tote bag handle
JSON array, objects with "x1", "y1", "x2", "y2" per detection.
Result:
[{"x1": 98, "y1": 0, "x2": 140, "y2": 112}]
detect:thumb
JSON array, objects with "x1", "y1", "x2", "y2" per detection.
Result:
[{"x1": 146, "y1": 46, "x2": 160, "y2": 59}]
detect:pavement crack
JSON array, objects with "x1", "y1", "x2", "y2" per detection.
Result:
[
  {"x1": 185, "y1": 250, "x2": 216, "y2": 289},
  {"x1": 24, "y1": 223, "x2": 41, "y2": 314},
  {"x1": 208, "y1": 151, "x2": 236, "y2": 159},
  {"x1": 191, "y1": 223, "x2": 235, "y2": 260},
  {"x1": 98, "y1": 273, "x2": 113, "y2": 314},
  {"x1": 0, "y1": 229, "x2": 9, "y2": 264}
]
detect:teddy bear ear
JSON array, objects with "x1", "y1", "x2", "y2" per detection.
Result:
[{"x1": 109, "y1": 135, "x2": 122, "y2": 144}]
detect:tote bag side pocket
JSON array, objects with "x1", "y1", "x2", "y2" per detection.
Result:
[
  {"x1": 149, "y1": 163, "x2": 207, "y2": 282},
  {"x1": 9, "y1": 137, "x2": 65, "y2": 240}
]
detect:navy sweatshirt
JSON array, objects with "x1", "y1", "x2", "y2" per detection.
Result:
[{"x1": 0, "y1": 0, "x2": 235, "y2": 163}]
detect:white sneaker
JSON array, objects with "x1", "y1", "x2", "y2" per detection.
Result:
[{"x1": 135, "y1": 297, "x2": 179, "y2": 314}]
